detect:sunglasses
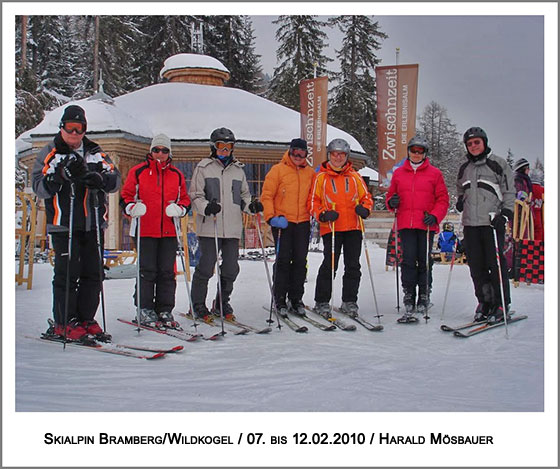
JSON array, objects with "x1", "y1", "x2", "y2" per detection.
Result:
[
  {"x1": 61, "y1": 122, "x2": 86, "y2": 135},
  {"x1": 466, "y1": 139, "x2": 483, "y2": 147},
  {"x1": 214, "y1": 141, "x2": 234, "y2": 151},
  {"x1": 290, "y1": 149, "x2": 307, "y2": 158},
  {"x1": 409, "y1": 147, "x2": 425, "y2": 155},
  {"x1": 152, "y1": 147, "x2": 170, "y2": 154}
]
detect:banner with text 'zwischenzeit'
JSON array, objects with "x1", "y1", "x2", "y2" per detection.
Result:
[
  {"x1": 375, "y1": 64, "x2": 419, "y2": 189},
  {"x1": 300, "y1": 76, "x2": 328, "y2": 169}
]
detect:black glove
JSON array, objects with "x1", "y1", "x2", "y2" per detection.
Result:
[
  {"x1": 319, "y1": 210, "x2": 339, "y2": 223},
  {"x1": 205, "y1": 200, "x2": 221, "y2": 216},
  {"x1": 355, "y1": 204, "x2": 370, "y2": 219},
  {"x1": 490, "y1": 212, "x2": 507, "y2": 231},
  {"x1": 62, "y1": 157, "x2": 87, "y2": 181},
  {"x1": 249, "y1": 199, "x2": 264, "y2": 214},
  {"x1": 388, "y1": 193, "x2": 400, "y2": 209},
  {"x1": 81, "y1": 171, "x2": 104, "y2": 190},
  {"x1": 455, "y1": 196, "x2": 464, "y2": 213},
  {"x1": 423, "y1": 213, "x2": 438, "y2": 227},
  {"x1": 43, "y1": 167, "x2": 65, "y2": 195}
]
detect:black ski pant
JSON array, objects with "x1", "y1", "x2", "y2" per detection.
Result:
[
  {"x1": 135, "y1": 236, "x2": 177, "y2": 313},
  {"x1": 191, "y1": 237, "x2": 239, "y2": 307},
  {"x1": 272, "y1": 221, "x2": 310, "y2": 307},
  {"x1": 463, "y1": 225, "x2": 511, "y2": 307},
  {"x1": 399, "y1": 228, "x2": 435, "y2": 294},
  {"x1": 314, "y1": 230, "x2": 362, "y2": 304},
  {"x1": 51, "y1": 230, "x2": 103, "y2": 325}
]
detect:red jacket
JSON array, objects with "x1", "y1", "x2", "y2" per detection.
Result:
[
  {"x1": 121, "y1": 156, "x2": 190, "y2": 238},
  {"x1": 385, "y1": 158, "x2": 449, "y2": 232}
]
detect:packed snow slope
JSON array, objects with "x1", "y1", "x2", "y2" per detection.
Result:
[{"x1": 15, "y1": 242, "x2": 544, "y2": 412}]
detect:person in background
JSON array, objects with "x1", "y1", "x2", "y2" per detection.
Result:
[
  {"x1": 309, "y1": 138, "x2": 373, "y2": 319},
  {"x1": 456, "y1": 127, "x2": 515, "y2": 323},
  {"x1": 385, "y1": 135, "x2": 449, "y2": 322},
  {"x1": 437, "y1": 222, "x2": 462, "y2": 262},
  {"x1": 121, "y1": 133, "x2": 190, "y2": 329},
  {"x1": 261, "y1": 138, "x2": 315, "y2": 316},
  {"x1": 530, "y1": 168, "x2": 544, "y2": 241},
  {"x1": 31, "y1": 104, "x2": 121, "y2": 341}
]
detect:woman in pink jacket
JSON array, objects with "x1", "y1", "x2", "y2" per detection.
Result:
[{"x1": 386, "y1": 135, "x2": 449, "y2": 322}]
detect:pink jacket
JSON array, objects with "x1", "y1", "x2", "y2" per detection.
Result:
[{"x1": 385, "y1": 158, "x2": 449, "y2": 231}]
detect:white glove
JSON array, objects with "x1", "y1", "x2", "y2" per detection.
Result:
[
  {"x1": 126, "y1": 202, "x2": 147, "y2": 218},
  {"x1": 165, "y1": 203, "x2": 186, "y2": 218}
]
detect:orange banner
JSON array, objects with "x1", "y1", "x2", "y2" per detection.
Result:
[
  {"x1": 375, "y1": 64, "x2": 419, "y2": 190},
  {"x1": 300, "y1": 76, "x2": 328, "y2": 169}
]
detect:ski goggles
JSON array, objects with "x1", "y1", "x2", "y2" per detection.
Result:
[
  {"x1": 214, "y1": 141, "x2": 234, "y2": 151},
  {"x1": 151, "y1": 147, "x2": 170, "y2": 154},
  {"x1": 290, "y1": 149, "x2": 307, "y2": 158},
  {"x1": 409, "y1": 146, "x2": 426, "y2": 154},
  {"x1": 61, "y1": 122, "x2": 86, "y2": 135},
  {"x1": 466, "y1": 138, "x2": 483, "y2": 148}
]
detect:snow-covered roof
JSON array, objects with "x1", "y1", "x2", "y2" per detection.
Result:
[
  {"x1": 358, "y1": 166, "x2": 378, "y2": 181},
  {"x1": 159, "y1": 53, "x2": 229, "y2": 78}
]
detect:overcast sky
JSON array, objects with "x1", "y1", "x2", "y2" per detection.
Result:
[{"x1": 251, "y1": 15, "x2": 545, "y2": 167}]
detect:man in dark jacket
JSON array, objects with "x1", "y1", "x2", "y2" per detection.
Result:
[
  {"x1": 456, "y1": 127, "x2": 514, "y2": 323},
  {"x1": 31, "y1": 105, "x2": 121, "y2": 340}
]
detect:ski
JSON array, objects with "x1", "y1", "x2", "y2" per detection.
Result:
[
  {"x1": 453, "y1": 315, "x2": 528, "y2": 338},
  {"x1": 117, "y1": 318, "x2": 221, "y2": 341},
  {"x1": 303, "y1": 305, "x2": 355, "y2": 331},
  {"x1": 441, "y1": 320, "x2": 486, "y2": 332},
  {"x1": 177, "y1": 312, "x2": 248, "y2": 336},
  {"x1": 102, "y1": 343, "x2": 184, "y2": 354},
  {"x1": 332, "y1": 307, "x2": 384, "y2": 332},
  {"x1": 32, "y1": 335, "x2": 166, "y2": 360},
  {"x1": 222, "y1": 317, "x2": 272, "y2": 334},
  {"x1": 290, "y1": 308, "x2": 336, "y2": 331},
  {"x1": 262, "y1": 306, "x2": 308, "y2": 333}
]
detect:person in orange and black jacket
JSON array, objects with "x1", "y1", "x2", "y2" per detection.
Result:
[
  {"x1": 261, "y1": 138, "x2": 316, "y2": 316},
  {"x1": 31, "y1": 105, "x2": 121, "y2": 341},
  {"x1": 385, "y1": 135, "x2": 449, "y2": 322},
  {"x1": 308, "y1": 138, "x2": 373, "y2": 319},
  {"x1": 121, "y1": 133, "x2": 190, "y2": 329}
]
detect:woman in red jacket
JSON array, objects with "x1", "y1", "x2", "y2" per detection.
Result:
[
  {"x1": 386, "y1": 135, "x2": 449, "y2": 322},
  {"x1": 121, "y1": 134, "x2": 190, "y2": 328}
]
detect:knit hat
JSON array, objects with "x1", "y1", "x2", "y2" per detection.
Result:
[
  {"x1": 60, "y1": 105, "x2": 87, "y2": 126},
  {"x1": 290, "y1": 138, "x2": 308, "y2": 151},
  {"x1": 151, "y1": 133, "x2": 172, "y2": 152}
]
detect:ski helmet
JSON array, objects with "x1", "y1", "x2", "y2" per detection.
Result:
[
  {"x1": 407, "y1": 135, "x2": 429, "y2": 155},
  {"x1": 210, "y1": 127, "x2": 236, "y2": 145},
  {"x1": 463, "y1": 126, "x2": 488, "y2": 145},
  {"x1": 513, "y1": 157, "x2": 530, "y2": 173},
  {"x1": 327, "y1": 138, "x2": 350, "y2": 158},
  {"x1": 443, "y1": 222, "x2": 454, "y2": 232}
]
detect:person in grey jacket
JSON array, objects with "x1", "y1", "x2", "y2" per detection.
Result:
[
  {"x1": 31, "y1": 104, "x2": 121, "y2": 341},
  {"x1": 188, "y1": 128, "x2": 259, "y2": 321},
  {"x1": 456, "y1": 127, "x2": 514, "y2": 323}
]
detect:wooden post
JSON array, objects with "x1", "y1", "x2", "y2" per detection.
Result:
[{"x1": 15, "y1": 190, "x2": 37, "y2": 289}]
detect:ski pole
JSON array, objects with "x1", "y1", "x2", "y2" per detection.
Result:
[
  {"x1": 440, "y1": 237, "x2": 459, "y2": 322},
  {"x1": 62, "y1": 181, "x2": 76, "y2": 349},
  {"x1": 424, "y1": 212, "x2": 431, "y2": 323},
  {"x1": 134, "y1": 184, "x2": 142, "y2": 333},
  {"x1": 91, "y1": 189, "x2": 107, "y2": 333},
  {"x1": 212, "y1": 205, "x2": 225, "y2": 336},
  {"x1": 254, "y1": 212, "x2": 282, "y2": 329},
  {"x1": 329, "y1": 203, "x2": 336, "y2": 317},
  {"x1": 489, "y1": 212, "x2": 509, "y2": 338},
  {"x1": 393, "y1": 209, "x2": 401, "y2": 315},
  {"x1": 357, "y1": 204, "x2": 382, "y2": 323}
]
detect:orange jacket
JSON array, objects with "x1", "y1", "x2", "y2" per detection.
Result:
[
  {"x1": 308, "y1": 161, "x2": 373, "y2": 236},
  {"x1": 261, "y1": 150, "x2": 315, "y2": 223}
]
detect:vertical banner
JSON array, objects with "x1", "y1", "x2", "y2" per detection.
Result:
[
  {"x1": 300, "y1": 76, "x2": 328, "y2": 169},
  {"x1": 375, "y1": 64, "x2": 419, "y2": 189}
]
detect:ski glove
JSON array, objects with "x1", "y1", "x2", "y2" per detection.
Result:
[
  {"x1": 81, "y1": 171, "x2": 104, "y2": 190},
  {"x1": 455, "y1": 196, "x2": 464, "y2": 213},
  {"x1": 268, "y1": 216, "x2": 288, "y2": 229},
  {"x1": 355, "y1": 204, "x2": 370, "y2": 219},
  {"x1": 319, "y1": 210, "x2": 339, "y2": 223},
  {"x1": 43, "y1": 167, "x2": 65, "y2": 195},
  {"x1": 126, "y1": 202, "x2": 147, "y2": 218},
  {"x1": 387, "y1": 193, "x2": 400, "y2": 209},
  {"x1": 204, "y1": 200, "x2": 221, "y2": 216},
  {"x1": 62, "y1": 156, "x2": 87, "y2": 181},
  {"x1": 490, "y1": 209, "x2": 512, "y2": 232},
  {"x1": 423, "y1": 213, "x2": 438, "y2": 227},
  {"x1": 165, "y1": 203, "x2": 187, "y2": 218},
  {"x1": 249, "y1": 199, "x2": 264, "y2": 214}
]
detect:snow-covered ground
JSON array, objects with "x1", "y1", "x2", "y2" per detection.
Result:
[{"x1": 7, "y1": 241, "x2": 556, "y2": 466}]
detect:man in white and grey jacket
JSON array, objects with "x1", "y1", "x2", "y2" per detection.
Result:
[
  {"x1": 456, "y1": 126, "x2": 515, "y2": 324},
  {"x1": 188, "y1": 127, "x2": 260, "y2": 321}
]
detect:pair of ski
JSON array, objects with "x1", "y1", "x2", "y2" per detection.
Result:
[
  {"x1": 177, "y1": 312, "x2": 272, "y2": 335},
  {"x1": 117, "y1": 318, "x2": 223, "y2": 342},
  {"x1": 441, "y1": 314, "x2": 528, "y2": 337},
  {"x1": 34, "y1": 333, "x2": 184, "y2": 360}
]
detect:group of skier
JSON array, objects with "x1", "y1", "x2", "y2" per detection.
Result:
[{"x1": 32, "y1": 104, "x2": 522, "y2": 342}]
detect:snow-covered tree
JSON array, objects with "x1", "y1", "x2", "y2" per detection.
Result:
[
  {"x1": 328, "y1": 15, "x2": 387, "y2": 164},
  {"x1": 506, "y1": 148, "x2": 515, "y2": 168},
  {"x1": 267, "y1": 15, "x2": 331, "y2": 110}
]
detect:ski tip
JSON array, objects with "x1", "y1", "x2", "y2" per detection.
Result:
[
  {"x1": 147, "y1": 352, "x2": 166, "y2": 359},
  {"x1": 296, "y1": 327, "x2": 309, "y2": 333},
  {"x1": 171, "y1": 346, "x2": 185, "y2": 352}
]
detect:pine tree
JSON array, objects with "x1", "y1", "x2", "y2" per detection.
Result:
[
  {"x1": 506, "y1": 148, "x2": 515, "y2": 168},
  {"x1": 328, "y1": 15, "x2": 387, "y2": 165},
  {"x1": 267, "y1": 15, "x2": 331, "y2": 110}
]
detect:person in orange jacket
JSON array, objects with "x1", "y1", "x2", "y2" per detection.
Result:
[
  {"x1": 261, "y1": 138, "x2": 316, "y2": 316},
  {"x1": 308, "y1": 138, "x2": 373, "y2": 319}
]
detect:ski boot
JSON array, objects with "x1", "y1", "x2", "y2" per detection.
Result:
[
  {"x1": 473, "y1": 303, "x2": 491, "y2": 323},
  {"x1": 313, "y1": 302, "x2": 331, "y2": 320},
  {"x1": 416, "y1": 291, "x2": 430, "y2": 319},
  {"x1": 212, "y1": 300, "x2": 236, "y2": 322},
  {"x1": 288, "y1": 299, "x2": 306, "y2": 317},
  {"x1": 158, "y1": 311, "x2": 182, "y2": 330},
  {"x1": 487, "y1": 304, "x2": 511, "y2": 324},
  {"x1": 340, "y1": 301, "x2": 359, "y2": 318},
  {"x1": 134, "y1": 308, "x2": 164, "y2": 329},
  {"x1": 82, "y1": 320, "x2": 112, "y2": 342},
  {"x1": 397, "y1": 289, "x2": 418, "y2": 323},
  {"x1": 45, "y1": 318, "x2": 92, "y2": 343},
  {"x1": 193, "y1": 303, "x2": 214, "y2": 324}
]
